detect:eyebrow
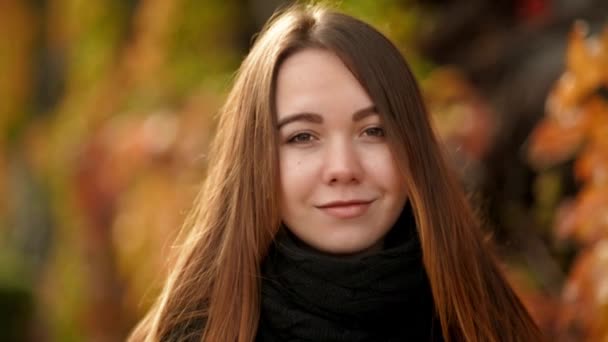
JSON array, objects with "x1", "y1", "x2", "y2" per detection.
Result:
[{"x1": 276, "y1": 105, "x2": 378, "y2": 129}]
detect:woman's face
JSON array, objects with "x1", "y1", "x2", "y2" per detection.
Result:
[{"x1": 275, "y1": 48, "x2": 408, "y2": 255}]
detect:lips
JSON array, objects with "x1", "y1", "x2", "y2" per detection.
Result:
[{"x1": 316, "y1": 199, "x2": 374, "y2": 219}]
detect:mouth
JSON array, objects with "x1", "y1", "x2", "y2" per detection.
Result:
[{"x1": 316, "y1": 199, "x2": 375, "y2": 219}]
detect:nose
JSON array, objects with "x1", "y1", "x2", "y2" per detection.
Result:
[{"x1": 321, "y1": 138, "x2": 363, "y2": 185}]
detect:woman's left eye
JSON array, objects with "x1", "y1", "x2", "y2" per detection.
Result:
[{"x1": 363, "y1": 126, "x2": 385, "y2": 137}]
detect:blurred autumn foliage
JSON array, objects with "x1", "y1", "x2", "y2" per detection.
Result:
[
  {"x1": 0, "y1": 0, "x2": 607, "y2": 341},
  {"x1": 526, "y1": 22, "x2": 608, "y2": 341},
  {"x1": 1, "y1": 0, "x2": 235, "y2": 340}
]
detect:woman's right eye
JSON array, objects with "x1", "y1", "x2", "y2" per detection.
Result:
[{"x1": 287, "y1": 132, "x2": 315, "y2": 144}]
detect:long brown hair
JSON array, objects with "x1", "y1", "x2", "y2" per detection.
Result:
[{"x1": 129, "y1": 4, "x2": 542, "y2": 341}]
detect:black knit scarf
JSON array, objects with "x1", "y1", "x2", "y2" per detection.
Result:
[{"x1": 256, "y1": 203, "x2": 444, "y2": 342}]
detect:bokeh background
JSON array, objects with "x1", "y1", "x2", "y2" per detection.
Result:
[{"x1": 1, "y1": 0, "x2": 607, "y2": 340}]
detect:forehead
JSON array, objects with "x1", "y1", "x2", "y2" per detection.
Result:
[{"x1": 274, "y1": 48, "x2": 373, "y2": 118}]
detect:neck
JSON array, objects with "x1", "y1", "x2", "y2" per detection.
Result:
[{"x1": 280, "y1": 228, "x2": 385, "y2": 259}]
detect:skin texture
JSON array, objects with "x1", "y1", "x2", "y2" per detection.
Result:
[{"x1": 275, "y1": 48, "x2": 408, "y2": 256}]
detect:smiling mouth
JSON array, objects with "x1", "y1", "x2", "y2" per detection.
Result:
[{"x1": 316, "y1": 200, "x2": 374, "y2": 219}]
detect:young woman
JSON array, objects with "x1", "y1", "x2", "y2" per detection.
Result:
[{"x1": 129, "y1": 4, "x2": 542, "y2": 342}]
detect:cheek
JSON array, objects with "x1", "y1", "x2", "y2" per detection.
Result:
[
  {"x1": 279, "y1": 150, "x2": 320, "y2": 202},
  {"x1": 361, "y1": 147, "x2": 404, "y2": 191}
]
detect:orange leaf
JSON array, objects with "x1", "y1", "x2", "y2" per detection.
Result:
[
  {"x1": 574, "y1": 144, "x2": 608, "y2": 184},
  {"x1": 570, "y1": 186, "x2": 608, "y2": 244},
  {"x1": 527, "y1": 117, "x2": 586, "y2": 169}
]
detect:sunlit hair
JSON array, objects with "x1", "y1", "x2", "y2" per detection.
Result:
[{"x1": 129, "y1": 4, "x2": 542, "y2": 341}]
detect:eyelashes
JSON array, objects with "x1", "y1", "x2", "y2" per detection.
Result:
[
  {"x1": 362, "y1": 126, "x2": 385, "y2": 137},
  {"x1": 284, "y1": 126, "x2": 385, "y2": 145},
  {"x1": 287, "y1": 132, "x2": 316, "y2": 144}
]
